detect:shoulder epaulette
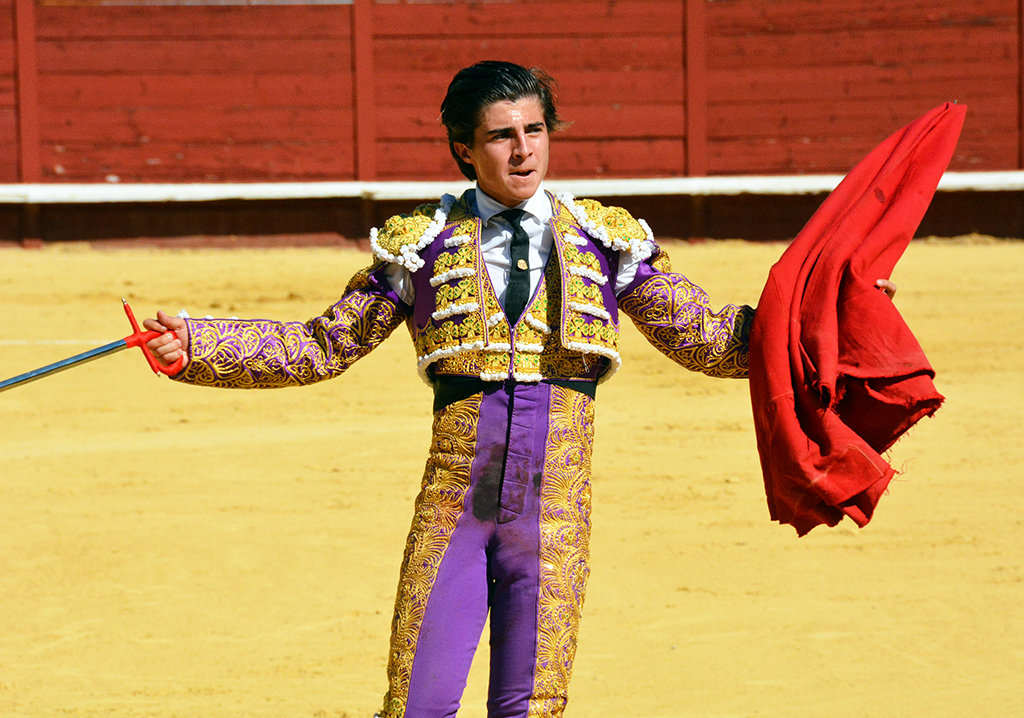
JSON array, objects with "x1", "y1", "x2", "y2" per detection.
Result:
[
  {"x1": 556, "y1": 192, "x2": 656, "y2": 262},
  {"x1": 373, "y1": 203, "x2": 440, "y2": 257},
  {"x1": 370, "y1": 194, "x2": 457, "y2": 271}
]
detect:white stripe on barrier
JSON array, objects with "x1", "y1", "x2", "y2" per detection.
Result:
[{"x1": 0, "y1": 170, "x2": 1020, "y2": 204}]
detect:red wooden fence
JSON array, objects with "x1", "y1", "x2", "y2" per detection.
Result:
[{"x1": 2, "y1": 0, "x2": 1021, "y2": 184}]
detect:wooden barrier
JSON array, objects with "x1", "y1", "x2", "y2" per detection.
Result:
[{"x1": 0, "y1": 0, "x2": 1018, "y2": 185}]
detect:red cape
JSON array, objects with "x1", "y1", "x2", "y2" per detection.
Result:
[{"x1": 748, "y1": 102, "x2": 966, "y2": 536}]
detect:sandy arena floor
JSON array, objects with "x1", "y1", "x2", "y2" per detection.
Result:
[{"x1": 1, "y1": 237, "x2": 1021, "y2": 718}]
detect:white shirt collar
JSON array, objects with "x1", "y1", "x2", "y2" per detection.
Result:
[{"x1": 474, "y1": 183, "x2": 553, "y2": 226}]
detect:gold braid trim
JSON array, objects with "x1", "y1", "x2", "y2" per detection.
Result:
[
  {"x1": 529, "y1": 385, "x2": 594, "y2": 717},
  {"x1": 618, "y1": 252, "x2": 752, "y2": 379},
  {"x1": 379, "y1": 394, "x2": 481, "y2": 718}
]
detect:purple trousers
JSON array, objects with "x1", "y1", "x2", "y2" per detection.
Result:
[{"x1": 378, "y1": 381, "x2": 594, "y2": 718}]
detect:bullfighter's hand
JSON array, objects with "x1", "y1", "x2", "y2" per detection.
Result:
[
  {"x1": 875, "y1": 279, "x2": 897, "y2": 300},
  {"x1": 143, "y1": 311, "x2": 190, "y2": 370}
]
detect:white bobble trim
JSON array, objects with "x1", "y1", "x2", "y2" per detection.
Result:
[
  {"x1": 430, "y1": 267, "x2": 476, "y2": 287},
  {"x1": 568, "y1": 301, "x2": 612, "y2": 321},
  {"x1": 524, "y1": 313, "x2": 552, "y2": 335},
  {"x1": 431, "y1": 301, "x2": 480, "y2": 322},
  {"x1": 567, "y1": 265, "x2": 608, "y2": 286},
  {"x1": 487, "y1": 311, "x2": 506, "y2": 329}
]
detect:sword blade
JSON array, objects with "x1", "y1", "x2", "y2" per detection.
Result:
[{"x1": 0, "y1": 339, "x2": 129, "y2": 393}]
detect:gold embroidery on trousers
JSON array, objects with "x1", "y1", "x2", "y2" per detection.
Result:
[
  {"x1": 529, "y1": 386, "x2": 594, "y2": 717},
  {"x1": 380, "y1": 394, "x2": 481, "y2": 718}
]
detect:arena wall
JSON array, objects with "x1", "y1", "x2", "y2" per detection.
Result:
[{"x1": 1, "y1": 0, "x2": 1022, "y2": 241}]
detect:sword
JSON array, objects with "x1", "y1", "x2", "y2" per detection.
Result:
[{"x1": 0, "y1": 299, "x2": 185, "y2": 393}]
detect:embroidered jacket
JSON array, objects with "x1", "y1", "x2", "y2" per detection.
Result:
[{"x1": 174, "y1": 193, "x2": 752, "y2": 390}]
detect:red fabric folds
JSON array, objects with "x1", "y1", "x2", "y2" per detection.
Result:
[{"x1": 748, "y1": 102, "x2": 966, "y2": 536}]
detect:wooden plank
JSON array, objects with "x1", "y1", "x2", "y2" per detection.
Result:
[
  {"x1": 0, "y1": 107, "x2": 16, "y2": 135},
  {"x1": 38, "y1": 39, "x2": 353, "y2": 74},
  {"x1": 0, "y1": 4, "x2": 12, "y2": 39},
  {"x1": 706, "y1": 139, "x2": 885, "y2": 174},
  {"x1": 710, "y1": 62, "x2": 1016, "y2": 104},
  {"x1": 0, "y1": 77, "x2": 15, "y2": 108},
  {"x1": 0, "y1": 141, "x2": 17, "y2": 182},
  {"x1": 39, "y1": 141, "x2": 356, "y2": 181},
  {"x1": 14, "y1": 0, "x2": 41, "y2": 182},
  {"x1": 42, "y1": 107, "x2": 354, "y2": 143},
  {"x1": 373, "y1": 1, "x2": 682, "y2": 37},
  {"x1": 1018, "y1": 0, "x2": 1023, "y2": 169},
  {"x1": 708, "y1": 99, "x2": 1017, "y2": 140},
  {"x1": 38, "y1": 73, "x2": 355, "y2": 109},
  {"x1": 375, "y1": 138, "x2": 687, "y2": 180},
  {"x1": 36, "y1": 6, "x2": 352, "y2": 39},
  {"x1": 709, "y1": 0, "x2": 1016, "y2": 36},
  {"x1": 374, "y1": 36, "x2": 683, "y2": 72},
  {"x1": 352, "y1": 0, "x2": 375, "y2": 180},
  {"x1": 376, "y1": 104, "x2": 685, "y2": 141},
  {"x1": 0, "y1": 40, "x2": 15, "y2": 74},
  {"x1": 947, "y1": 135, "x2": 1020, "y2": 170},
  {"x1": 551, "y1": 138, "x2": 687, "y2": 176},
  {"x1": 708, "y1": 26, "x2": 1017, "y2": 70},
  {"x1": 685, "y1": 0, "x2": 707, "y2": 176},
  {"x1": 375, "y1": 69, "x2": 685, "y2": 107},
  {"x1": 708, "y1": 132, "x2": 1020, "y2": 174}
]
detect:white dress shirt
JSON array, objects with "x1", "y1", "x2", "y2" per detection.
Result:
[{"x1": 385, "y1": 183, "x2": 641, "y2": 306}]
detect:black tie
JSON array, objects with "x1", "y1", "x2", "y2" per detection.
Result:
[{"x1": 498, "y1": 208, "x2": 531, "y2": 327}]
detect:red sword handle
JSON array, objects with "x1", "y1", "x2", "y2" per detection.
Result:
[{"x1": 122, "y1": 300, "x2": 185, "y2": 376}]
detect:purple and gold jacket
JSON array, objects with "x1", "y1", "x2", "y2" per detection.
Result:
[{"x1": 174, "y1": 192, "x2": 751, "y2": 390}]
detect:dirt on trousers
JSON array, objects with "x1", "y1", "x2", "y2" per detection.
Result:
[{"x1": 1, "y1": 237, "x2": 1021, "y2": 718}]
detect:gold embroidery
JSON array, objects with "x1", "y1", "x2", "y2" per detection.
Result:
[
  {"x1": 428, "y1": 268, "x2": 514, "y2": 379},
  {"x1": 433, "y1": 351, "x2": 482, "y2": 378},
  {"x1": 529, "y1": 386, "x2": 594, "y2": 717},
  {"x1": 564, "y1": 315, "x2": 615, "y2": 344},
  {"x1": 562, "y1": 243, "x2": 601, "y2": 274},
  {"x1": 434, "y1": 276, "x2": 479, "y2": 310},
  {"x1": 536, "y1": 339, "x2": 592, "y2": 379},
  {"x1": 566, "y1": 274, "x2": 602, "y2": 304},
  {"x1": 618, "y1": 264, "x2": 752, "y2": 379},
  {"x1": 513, "y1": 351, "x2": 542, "y2": 376},
  {"x1": 481, "y1": 349, "x2": 511, "y2": 377},
  {"x1": 548, "y1": 205, "x2": 619, "y2": 373},
  {"x1": 417, "y1": 313, "x2": 486, "y2": 359},
  {"x1": 432, "y1": 241, "x2": 477, "y2": 279},
  {"x1": 414, "y1": 216, "x2": 501, "y2": 380},
  {"x1": 650, "y1": 247, "x2": 672, "y2": 274},
  {"x1": 375, "y1": 203, "x2": 441, "y2": 257},
  {"x1": 575, "y1": 198, "x2": 649, "y2": 246},
  {"x1": 380, "y1": 394, "x2": 482, "y2": 718},
  {"x1": 181, "y1": 273, "x2": 406, "y2": 389},
  {"x1": 483, "y1": 286, "x2": 512, "y2": 347}
]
